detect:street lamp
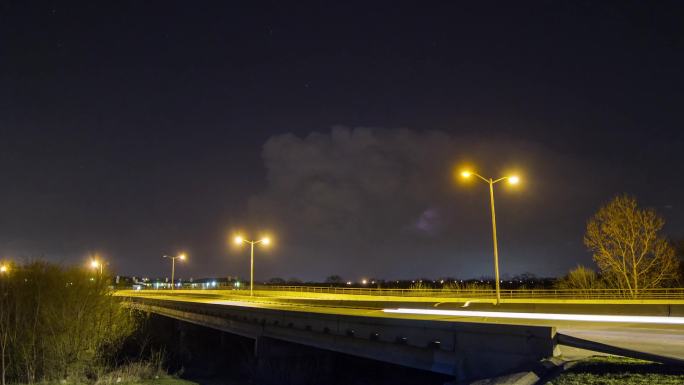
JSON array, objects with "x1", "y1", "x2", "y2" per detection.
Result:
[
  {"x1": 460, "y1": 169, "x2": 520, "y2": 305},
  {"x1": 89, "y1": 259, "x2": 104, "y2": 276},
  {"x1": 234, "y1": 235, "x2": 271, "y2": 296},
  {"x1": 0, "y1": 264, "x2": 8, "y2": 274},
  {"x1": 163, "y1": 253, "x2": 186, "y2": 290}
]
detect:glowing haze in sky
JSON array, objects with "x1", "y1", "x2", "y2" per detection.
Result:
[{"x1": 1, "y1": 2, "x2": 683, "y2": 281}]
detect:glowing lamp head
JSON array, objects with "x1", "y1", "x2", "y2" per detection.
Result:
[
  {"x1": 178, "y1": 253, "x2": 186, "y2": 260},
  {"x1": 461, "y1": 171, "x2": 471, "y2": 178},
  {"x1": 234, "y1": 236, "x2": 243, "y2": 245},
  {"x1": 261, "y1": 237, "x2": 270, "y2": 245},
  {"x1": 0, "y1": 265, "x2": 7, "y2": 273},
  {"x1": 90, "y1": 260, "x2": 100, "y2": 269},
  {"x1": 508, "y1": 176, "x2": 520, "y2": 185}
]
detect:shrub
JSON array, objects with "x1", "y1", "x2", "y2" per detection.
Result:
[{"x1": 0, "y1": 261, "x2": 136, "y2": 384}]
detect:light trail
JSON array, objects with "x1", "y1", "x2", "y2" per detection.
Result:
[{"x1": 383, "y1": 308, "x2": 684, "y2": 325}]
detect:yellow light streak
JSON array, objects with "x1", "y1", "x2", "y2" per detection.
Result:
[{"x1": 382, "y1": 308, "x2": 684, "y2": 325}]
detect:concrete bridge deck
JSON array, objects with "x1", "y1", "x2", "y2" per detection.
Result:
[{"x1": 116, "y1": 289, "x2": 684, "y2": 381}]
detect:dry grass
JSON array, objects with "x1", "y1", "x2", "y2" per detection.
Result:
[
  {"x1": 549, "y1": 356, "x2": 684, "y2": 385},
  {"x1": 94, "y1": 362, "x2": 165, "y2": 385}
]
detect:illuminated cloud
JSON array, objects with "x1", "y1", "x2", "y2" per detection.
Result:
[
  {"x1": 414, "y1": 208, "x2": 442, "y2": 235},
  {"x1": 248, "y1": 127, "x2": 455, "y2": 240}
]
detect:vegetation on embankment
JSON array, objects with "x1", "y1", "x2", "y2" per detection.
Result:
[
  {"x1": 548, "y1": 356, "x2": 684, "y2": 385},
  {"x1": 0, "y1": 261, "x2": 162, "y2": 385},
  {"x1": 134, "y1": 379, "x2": 198, "y2": 385},
  {"x1": 10, "y1": 377, "x2": 198, "y2": 385}
]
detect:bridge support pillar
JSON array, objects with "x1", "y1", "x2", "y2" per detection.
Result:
[
  {"x1": 175, "y1": 319, "x2": 191, "y2": 361},
  {"x1": 254, "y1": 335, "x2": 263, "y2": 358},
  {"x1": 254, "y1": 336, "x2": 291, "y2": 359}
]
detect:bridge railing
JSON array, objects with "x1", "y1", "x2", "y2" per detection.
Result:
[
  {"x1": 133, "y1": 283, "x2": 684, "y2": 300},
  {"x1": 249, "y1": 285, "x2": 684, "y2": 299}
]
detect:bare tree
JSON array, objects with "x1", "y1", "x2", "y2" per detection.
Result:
[
  {"x1": 584, "y1": 195, "x2": 679, "y2": 297},
  {"x1": 673, "y1": 238, "x2": 684, "y2": 285}
]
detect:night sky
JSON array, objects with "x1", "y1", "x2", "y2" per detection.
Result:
[{"x1": 1, "y1": 1, "x2": 683, "y2": 281}]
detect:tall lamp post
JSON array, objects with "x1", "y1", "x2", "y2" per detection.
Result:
[
  {"x1": 163, "y1": 253, "x2": 186, "y2": 290},
  {"x1": 460, "y1": 170, "x2": 519, "y2": 305},
  {"x1": 90, "y1": 258, "x2": 104, "y2": 276},
  {"x1": 234, "y1": 236, "x2": 271, "y2": 296}
]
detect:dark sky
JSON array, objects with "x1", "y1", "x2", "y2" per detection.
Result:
[{"x1": 1, "y1": 1, "x2": 683, "y2": 281}]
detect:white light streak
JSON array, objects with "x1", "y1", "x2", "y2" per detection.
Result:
[{"x1": 382, "y1": 308, "x2": 684, "y2": 325}]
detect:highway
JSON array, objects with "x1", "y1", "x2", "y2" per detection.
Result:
[{"x1": 117, "y1": 289, "x2": 684, "y2": 363}]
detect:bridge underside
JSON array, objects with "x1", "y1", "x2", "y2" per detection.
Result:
[{"x1": 124, "y1": 297, "x2": 557, "y2": 382}]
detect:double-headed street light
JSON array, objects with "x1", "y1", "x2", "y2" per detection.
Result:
[
  {"x1": 460, "y1": 170, "x2": 520, "y2": 305},
  {"x1": 234, "y1": 235, "x2": 271, "y2": 296},
  {"x1": 163, "y1": 253, "x2": 186, "y2": 290}
]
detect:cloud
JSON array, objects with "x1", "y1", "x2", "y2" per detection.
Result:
[{"x1": 249, "y1": 127, "x2": 456, "y2": 240}]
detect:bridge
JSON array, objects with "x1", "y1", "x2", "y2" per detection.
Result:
[{"x1": 116, "y1": 287, "x2": 684, "y2": 382}]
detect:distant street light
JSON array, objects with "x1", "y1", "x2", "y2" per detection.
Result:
[
  {"x1": 460, "y1": 169, "x2": 520, "y2": 305},
  {"x1": 89, "y1": 258, "x2": 104, "y2": 276},
  {"x1": 234, "y1": 235, "x2": 271, "y2": 296},
  {"x1": 0, "y1": 264, "x2": 8, "y2": 274},
  {"x1": 163, "y1": 253, "x2": 186, "y2": 290}
]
